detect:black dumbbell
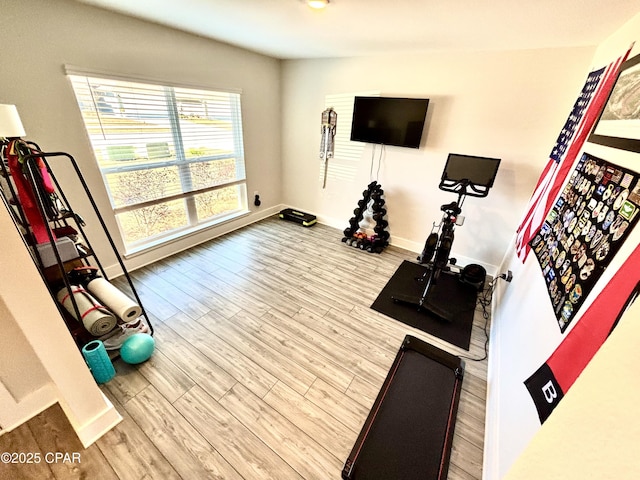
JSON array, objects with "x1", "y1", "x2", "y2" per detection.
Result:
[
  {"x1": 376, "y1": 219, "x2": 389, "y2": 228},
  {"x1": 372, "y1": 210, "x2": 386, "y2": 221},
  {"x1": 372, "y1": 200, "x2": 386, "y2": 212}
]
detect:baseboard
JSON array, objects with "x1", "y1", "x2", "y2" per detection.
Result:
[
  {"x1": 482, "y1": 289, "x2": 505, "y2": 480},
  {"x1": 315, "y1": 210, "x2": 498, "y2": 276},
  {"x1": 104, "y1": 205, "x2": 284, "y2": 278},
  {"x1": 59, "y1": 392, "x2": 122, "y2": 448},
  {"x1": 0, "y1": 383, "x2": 57, "y2": 435},
  {"x1": 103, "y1": 204, "x2": 497, "y2": 278}
]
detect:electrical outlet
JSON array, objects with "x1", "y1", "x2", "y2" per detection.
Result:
[{"x1": 499, "y1": 270, "x2": 513, "y2": 282}]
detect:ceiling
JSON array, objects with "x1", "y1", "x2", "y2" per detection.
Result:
[{"x1": 76, "y1": 0, "x2": 639, "y2": 59}]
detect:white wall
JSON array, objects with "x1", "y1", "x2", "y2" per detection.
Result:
[
  {"x1": 503, "y1": 298, "x2": 640, "y2": 479},
  {"x1": 281, "y1": 48, "x2": 594, "y2": 271},
  {"x1": 0, "y1": 205, "x2": 121, "y2": 446},
  {"x1": 1, "y1": 0, "x2": 283, "y2": 274},
  {"x1": 486, "y1": 10, "x2": 640, "y2": 479}
]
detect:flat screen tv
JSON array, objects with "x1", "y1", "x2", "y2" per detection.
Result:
[
  {"x1": 440, "y1": 153, "x2": 501, "y2": 197},
  {"x1": 350, "y1": 96, "x2": 429, "y2": 149}
]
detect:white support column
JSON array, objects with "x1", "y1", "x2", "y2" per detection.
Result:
[{"x1": 0, "y1": 204, "x2": 121, "y2": 446}]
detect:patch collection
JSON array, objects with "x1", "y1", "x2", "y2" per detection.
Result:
[{"x1": 530, "y1": 152, "x2": 640, "y2": 331}]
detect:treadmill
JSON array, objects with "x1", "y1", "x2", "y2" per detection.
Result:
[{"x1": 342, "y1": 335, "x2": 464, "y2": 480}]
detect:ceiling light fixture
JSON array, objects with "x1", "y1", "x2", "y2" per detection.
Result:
[{"x1": 308, "y1": 0, "x2": 329, "y2": 9}]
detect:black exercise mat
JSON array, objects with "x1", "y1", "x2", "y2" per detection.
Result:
[
  {"x1": 342, "y1": 335, "x2": 464, "y2": 480},
  {"x1": 371, "y1": 260, "x2": 477, "y2": 350}
]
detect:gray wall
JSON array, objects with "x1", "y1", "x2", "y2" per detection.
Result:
[{"x1": 1, "y1": 0, "x2": 283, "y2": 272}]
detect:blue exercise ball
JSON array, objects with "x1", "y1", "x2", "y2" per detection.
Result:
[{"x1": 120, "y1": 333, "x2": 155, "y2": 364}]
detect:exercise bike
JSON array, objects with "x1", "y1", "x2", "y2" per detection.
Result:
[{"x1": 391, "y1": 153, "x2": 501, "y2": 322}]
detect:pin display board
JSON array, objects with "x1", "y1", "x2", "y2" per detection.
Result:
[{"x1": 530, "y1": 152, "x2": 640, "y2": 331}]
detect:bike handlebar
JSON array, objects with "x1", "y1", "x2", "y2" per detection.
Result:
[
  {"x1": 439, "y1": 178, "x2": 491, "y2": 198},
  {"x1": 440, "y1": 201, "x2": 461, "y2": 215}
]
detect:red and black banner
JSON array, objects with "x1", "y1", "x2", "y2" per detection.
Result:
[{"x1": 525, "y1": 244, "x2": 640, "y2": 423}]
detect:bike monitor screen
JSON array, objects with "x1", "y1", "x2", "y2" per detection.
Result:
[{"x1": 440, "y1": 153, "x2": 501, "y2": 197}]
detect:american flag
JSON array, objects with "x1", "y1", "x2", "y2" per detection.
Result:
[{"x1": 515, "y1": 49, "x2": 631, "y2": 262}]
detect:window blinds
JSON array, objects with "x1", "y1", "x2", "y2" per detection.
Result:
[
  {"x1": 67, "y1": 74, "x2": 246, "y2": 212},
  {"x1": 67, "y1": 70, "x2": 248, "y2": 248}
]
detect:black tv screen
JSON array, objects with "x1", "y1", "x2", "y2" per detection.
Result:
[
  {"x1": 440, "y1": 153, "x2": 501, "y2": 197},
  {"x1": 350, "y1": 96, "x2": 429, "y2": 148}
]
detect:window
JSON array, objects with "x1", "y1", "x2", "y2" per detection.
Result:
[
  {"x1": 67, "y1": 71, "x2": 248, "y2": 252},
  {"x1": 321, "y1": 91, "x2": 379, "y2": 183}
]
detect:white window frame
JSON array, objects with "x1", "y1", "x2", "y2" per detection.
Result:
[{"x1": 66, "y1": 68, "x2": 249, "y2": 254}]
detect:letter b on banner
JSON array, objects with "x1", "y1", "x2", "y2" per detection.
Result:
[
  {"x1": 524, "y1": 364, "x2": 564, "y2": 423},
  {"x1": 542, "y1": 380, "x2": 558, "y2": 403}
]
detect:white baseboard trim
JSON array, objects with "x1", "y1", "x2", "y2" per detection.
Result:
[
  {"x1": 0, "y1": 383, "x2": 57, "y2": 435},
  {"x1": 314, "y1": 210, "x2": 499, "y2": 276},
  {"x1": 103, "y1": 203, "x2": 497, "y2": 279},
  {"x1": 103, "y1": 205, "x2": 284, "y2": 278},
  {"x1": 60, "y1": 392, "x2": 123, "y2": 448},
  {"x1": 482, "y1": 291, "x2": 504, "y2": 480}
]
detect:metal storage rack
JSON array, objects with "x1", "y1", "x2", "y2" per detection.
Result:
[{"x1": 0, "y1": 139, "x2": 152, "y2": 350}]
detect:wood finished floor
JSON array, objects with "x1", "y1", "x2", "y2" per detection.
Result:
[{"x1": 0, "y1": 217, "x2": 490, "y2": 480}]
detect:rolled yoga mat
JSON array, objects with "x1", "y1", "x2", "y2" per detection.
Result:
[
  {"x1": 82, "y1": 340, "x2": 115, "y2": 384},
  {"x1": 86, "y1": 277, "x2": 142, "y2": 322},
  {"x1": 56, "y1": 285, "x2": 117, "y2": 336}
]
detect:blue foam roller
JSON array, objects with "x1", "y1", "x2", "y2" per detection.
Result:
[
  {"x1": 82, "y1": 340, "x2": 116, "y2": 384},
  {"x1": 120, "y1": 333, "x2": 155, "y2": 364}
]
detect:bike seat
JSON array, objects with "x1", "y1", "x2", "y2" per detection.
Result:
[{"x1": 440, "y1": 201, "x2": 461, "y2": 214}]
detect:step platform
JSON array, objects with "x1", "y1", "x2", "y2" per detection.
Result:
[{"x1": 279, "y1": 208, "x2": 317, "y2": 227}]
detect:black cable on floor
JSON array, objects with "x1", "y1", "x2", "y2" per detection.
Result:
[{"x1": 458, "y1": 279, "x2": 494, "y2": 362}]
